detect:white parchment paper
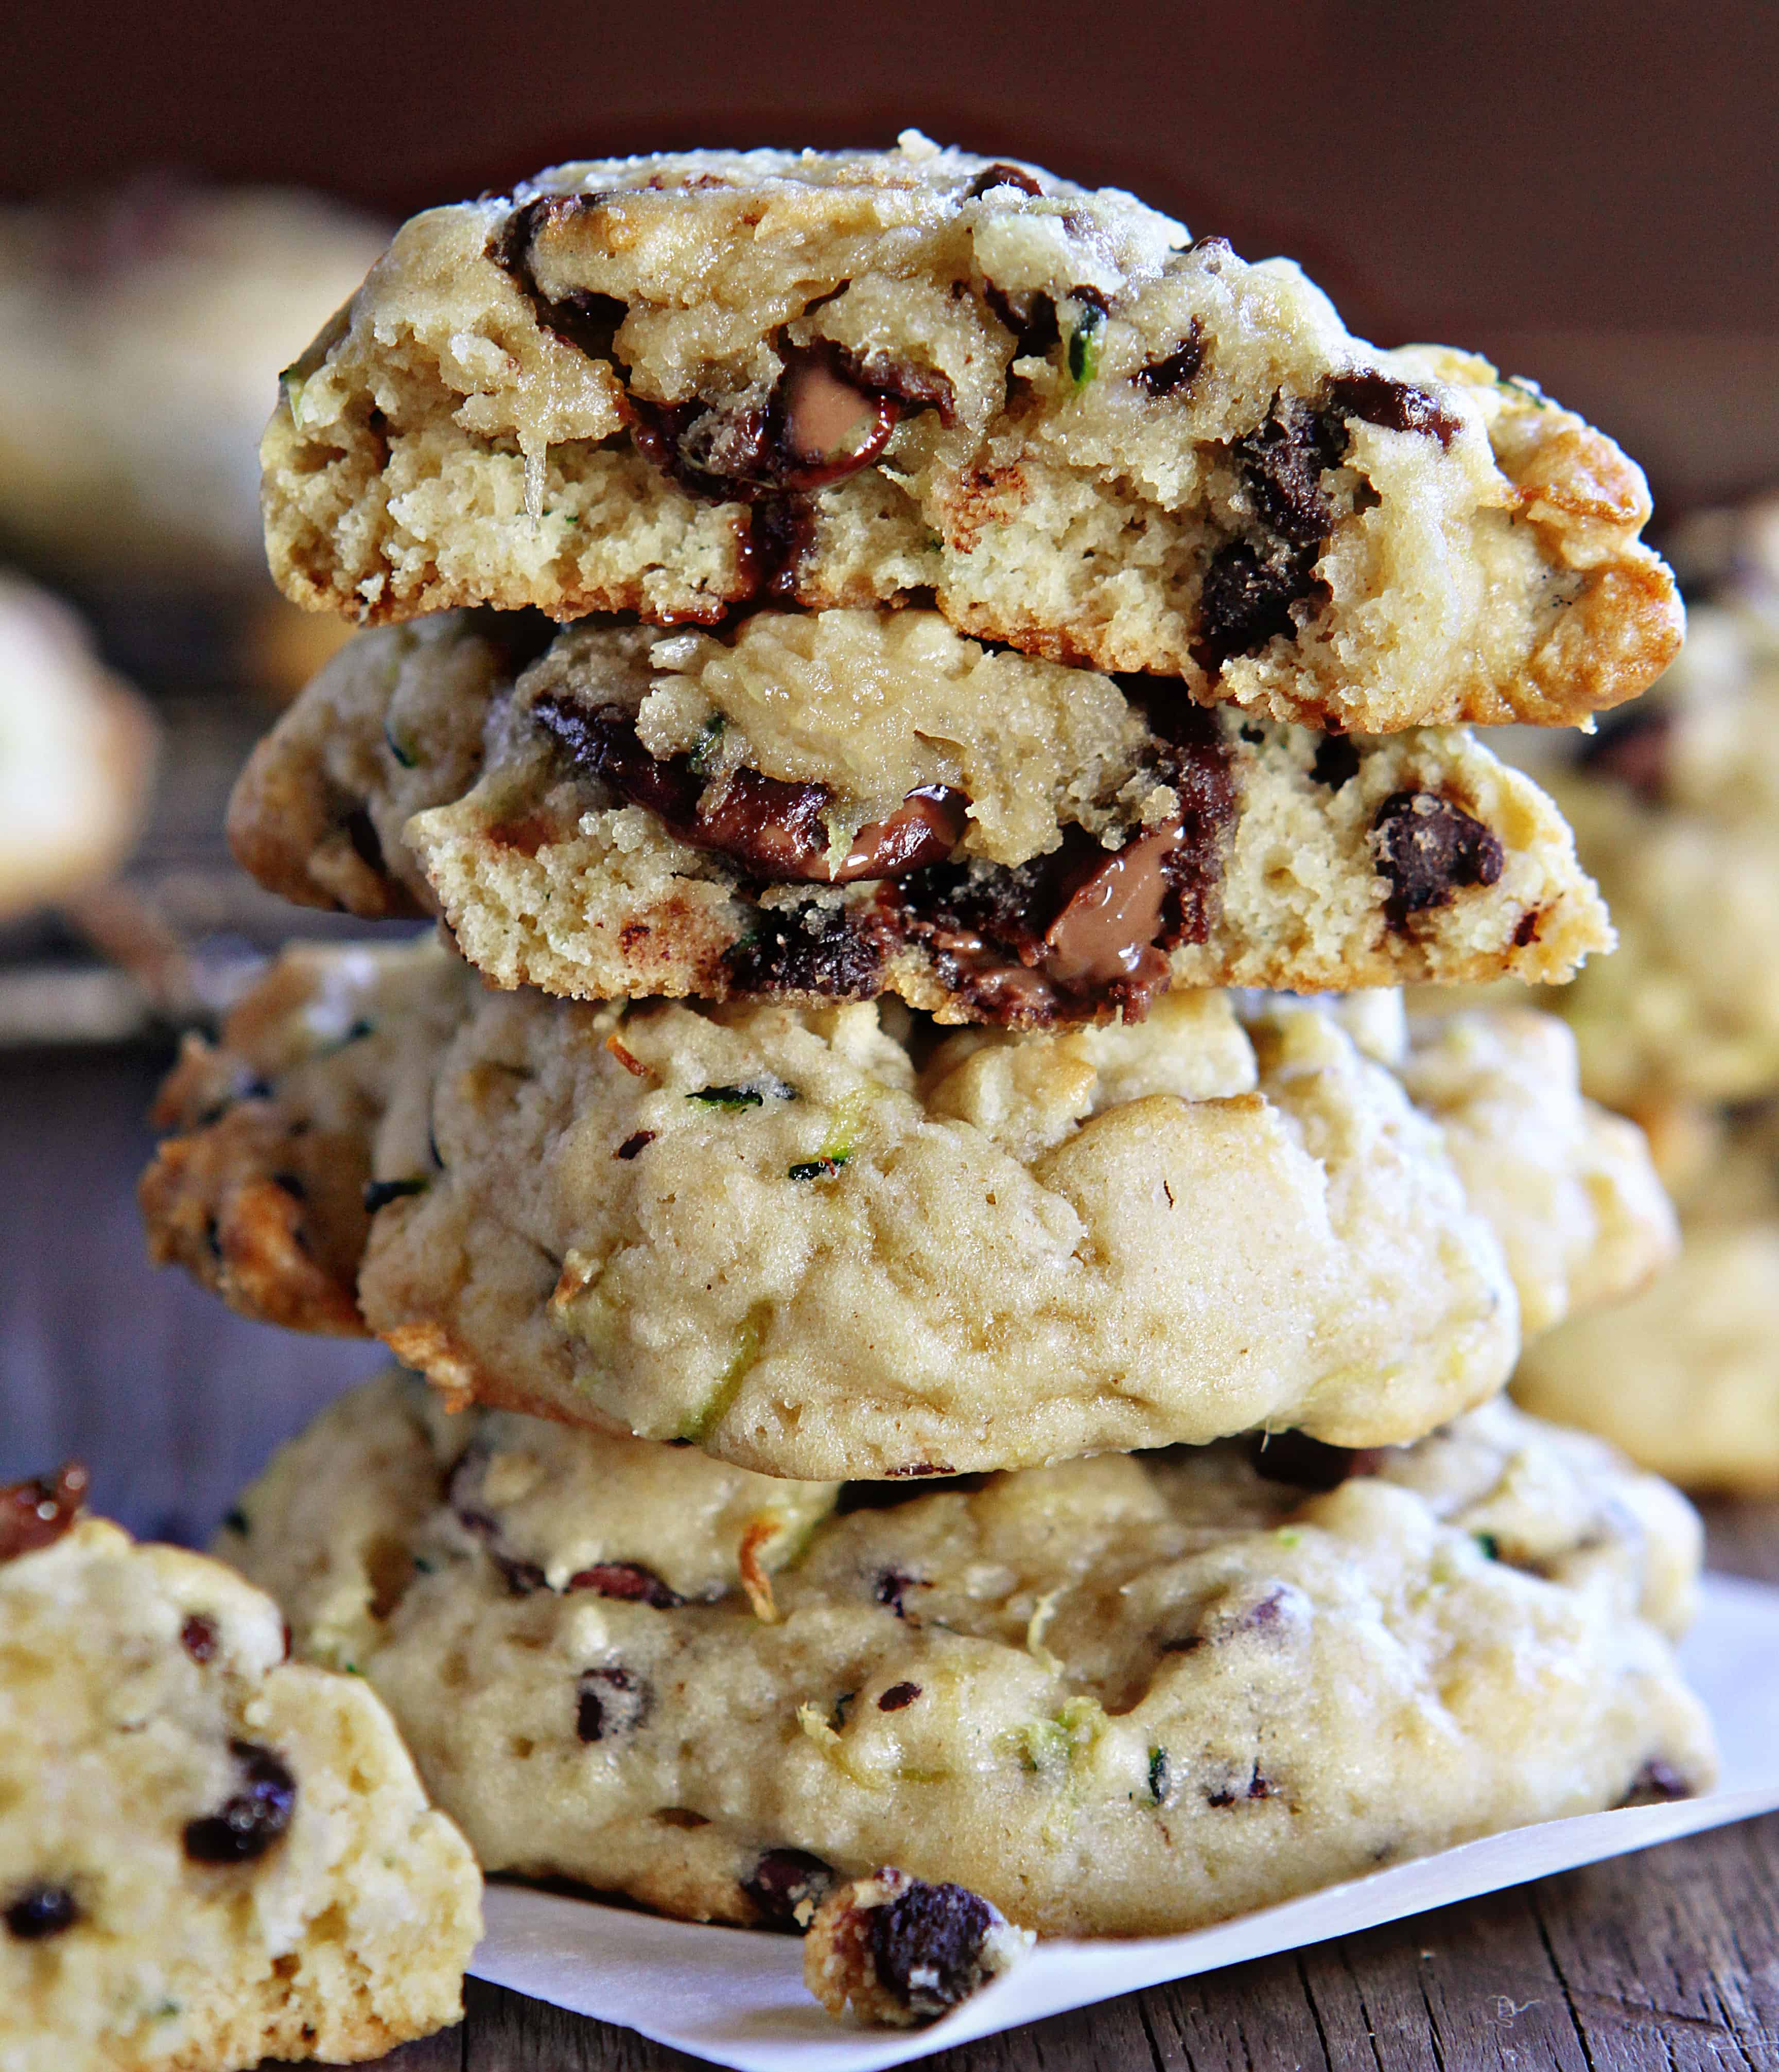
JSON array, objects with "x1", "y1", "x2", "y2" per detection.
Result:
[{"x1": 469, "y1": 1571, "x2": 1779, "y2": 2070}]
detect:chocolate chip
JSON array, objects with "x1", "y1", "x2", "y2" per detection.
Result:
[
  {"x1": 631, "y1": 341, "x2": 936, "y2": 513},
  {"x1": 1513, "y1": 908, "x2": 1544, "y2": 947},
  {"x1": 183, "y1": 1742, "x2": 296, "y2": 1864},
  {"x1": 614, "y1": 1130, "x2": 656, "y2": 1161},
  {"x1": 736, "y1": 493, "x2": 816, "y2": 602},
  {"x1": 564, "y1": 1561, "x2": 683, "y2": 1609},
  {"x1": 873, "y1": 1568, "x2": 925, "y2": 1618},
  {"x1": 878, "y1": 1681, "x2": 921, "y2": 1711},
  {"x1": 575, "y1": 1664, "x2": 650, "y2": 1742},
  {"x1": 886, "y1": 703, "x2": 1232, "y2": 1025},
  {"x1": 1195, "y1": 537, "x2": 1325, "y2": 670},
  {"x1": 723, "y1": 905, "x2": 888, "y2": 999},
  {"x1": 1194, "y1": 401, "x2": 1345, "y2": 672},
  {"x1": 1575, "y1": 703, "x2": 1672, "y2": 803},
  {"x1": 0, "y1": 1464, "x2": 88, "y2": 1562},
  {"x1": 181, "y1": 1613, "x2": 219, "y2": 1663},
  {"x1": 1206, "y1": 1762, "x2": 1275, "y2": 1808},
  {"x1": 1135, "y1": 319, "x2": 1205, "y2": 398},
  {"x1": 982, "y1": 283, "x2": 1060, "y2": 360},
  {"x1": 4, "y1": 1884, "x2": 79, "y2": 1940},
  {"x1": 742, "y1": 1847, "x2": 835, "y2": 1931},
  {"x1": 1234, "y1": 402, "x2": 1345, "y2": 549},
  {"x1": 1324, "y1": 369, "x2": 1461, "y2": 448},
  {"x1": 965, "y1": 163, "x2": 1042, "y2": 199},
  {"x1": 1372, "y1": 791, "x2": 1505, "y2": 925},
  {"x1": 490, "y1": 196, "x2": 630, "y2": 363},
  {"x1": 869, "y1": 1880, "x2": 997, "y2": 2020},
  {"x1": 1309, "y1": 734, "x2": 1361, "y2": 792},
  {"x1": 1618, "y1": 1759, "x2": 1695, "y2": 1807},
  {"x1": 1247, "y1": 1430, "x2": 1383, "y2": 1491},
  {"x1": 531, "y1": 693, "x2": 963, "y2": 887}
]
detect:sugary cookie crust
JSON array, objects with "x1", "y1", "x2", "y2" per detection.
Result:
[
  {"x1": 0, "y1": 1505, "x2": 479, "y2": 2072},
  {"x1": 219, "y1": 1373, "x2": 1713, "y2": 1943},
  {"x1": 261, "y1": 137, "x2": 1679, "y2": 733},
  {"x1": 231, "y1": 609, "x2": 1612, "y2": 1028}
]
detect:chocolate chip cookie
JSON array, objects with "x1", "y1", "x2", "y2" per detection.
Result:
[
  {"x1": 218, "y1": 1371, "x2": 1715, "y2": 1942},
  {"x1": 0, "y1": 1482, "x2": 479, "y2": 2071},
  {"x1": 143, "y1": 941, "x2": 1676, "y2": 1475},
  {"x1": 261, "y1": 136, "x2": 1679, "y2": 734},
  {"x1": 229, "y1": 608, "x2": 1613, "y2": 1026}
]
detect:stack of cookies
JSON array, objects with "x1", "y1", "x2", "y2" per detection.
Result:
[{"x1": 140, "y1": 138, "x2": 1720, "y2": 2028}]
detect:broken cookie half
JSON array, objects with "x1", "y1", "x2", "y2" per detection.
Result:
[
  {"x1": 229, "y1": 608, "x2": 1612, "y2": 1030},
  {"x1": 0, "y1": 1475, "x2": 480, "y2": 2072},
  {"x1": 262, "y1": 137, "x2": 1678, "y2": 733}
]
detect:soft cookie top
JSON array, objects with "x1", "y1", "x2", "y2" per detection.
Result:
[{"x1": 263, "y1": 135, "x2": 1680, "y2": 733}]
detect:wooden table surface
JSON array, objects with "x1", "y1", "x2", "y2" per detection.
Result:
[{"x1": 5, "y1": 1041, "x2": 1776, "y2": 2072}]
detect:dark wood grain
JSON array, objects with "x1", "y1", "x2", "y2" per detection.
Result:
[{"x1": 4, "y1": 1044, "x2": 1775, "y2": 2072}]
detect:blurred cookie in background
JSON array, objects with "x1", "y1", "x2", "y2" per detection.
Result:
[
  {"x1": 0, "y1": 179, "x2": 385, "y2": 697},
  {"x1": 1515, "y1": 1100, "x2": 1779, "y2": 1496},
  {"x1": 0, "y1": 575, "x2": 158, "y2": 925},
  {"x1": 1495, "y1": 491, "x2": 1779, "y2": 1491}
]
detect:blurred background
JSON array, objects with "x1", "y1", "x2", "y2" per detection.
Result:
[{"x1": 3, "y1": 0, "x2": 1776, "y2": 1532}]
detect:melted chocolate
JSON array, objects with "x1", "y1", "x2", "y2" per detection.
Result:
[
  {"x1": 1324, "y1": 370, "x2": 1461, "y2": 448},
  {"x1": 490, "y1": 195, "x2": 629, "y2": 362},
  {"x1": 529, "y1": 694, "x2": 967, "y2": 884}
]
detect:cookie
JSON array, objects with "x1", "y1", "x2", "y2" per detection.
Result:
[
  {"x1": 230, "y1": 609, "x2": 1612, "y2": 1026},
  {"x1": 1513, "y1": 599, "x2": 1779, "y2": 1109},
  {"x1": 261, "y1": 136, "x2": 1679, "y2": 734},
  {"x1": 219, "y1": 1370, "x2": 1714, "y2": 1943},
  {"x1": 1515, "y1": 1105, "x2": 1779, "y2": 1493},
  {"x1": 0, "y1": 576, "x2": 158, "y2": 923},
  {"x1": 0, "y1": 182, "x2": 386, "y2": 576},
  {"x1": 0, "y1": 1479, "x2": 479, "y2": 2072},
  {"x1": 138, "y1": 936, "x2": 475, "y2": 1336},
  {"x1": 1394, "y1": 1005, "x2": 1677, "y2": 1337},
  {"x1": 144, "y1": 941, "x2": 1675, "y2": 1476}
]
